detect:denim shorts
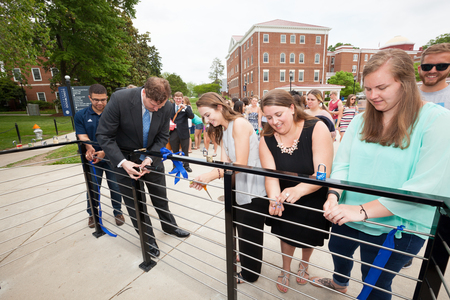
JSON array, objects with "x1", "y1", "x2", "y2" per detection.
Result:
[{"x1": 195, "y1": 123, "x2": 203, "y2": 130}]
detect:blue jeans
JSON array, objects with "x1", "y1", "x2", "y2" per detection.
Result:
[
  {"x1": 86, "y1": 160, "x2": 122, "y2": 217},
  {"x1": 329, "y1": 224, "x2": 425, "y2": 300}
]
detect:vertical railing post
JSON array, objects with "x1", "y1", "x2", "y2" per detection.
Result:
[
  {"x1": 130, "y1": 176, "x2": 156, "y2": 272},
  {"x1": 414, "y1": 207, "x2": 450, "y2": 300},
  {"x1": 54, "y1": 118, "x2": 59, "y2": 136},
  {"x1": 15, "y1": 123, "x2": 21, "y2": 144},
  {"x1": 79, "y1": 142, "x2": 104, "y2": 238},
  {"x1": 224, "y1": 170, "x2": 237, "y2": 300}
]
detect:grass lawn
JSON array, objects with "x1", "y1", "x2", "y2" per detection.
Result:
[
  {"x1": 0, "y1": 116, "x2": 74, "y2": 151},
  {"x1": 45, "y1": 143, "x2": 81, "y2": 164}
]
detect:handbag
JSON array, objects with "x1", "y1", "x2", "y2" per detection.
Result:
[{"x1": 169, "y1": 106, "x2": 183, "y2": 131}]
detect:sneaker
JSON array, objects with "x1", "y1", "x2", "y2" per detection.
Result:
[
  {"x1": 402, "y1": 258, "x2": 413, "y2": 269},
  {"x1": 88, "y1": 216, "x2": 95, "y2": 228},
  {"x1": 115, "y1": 214, "x2": 125, "y2": 226}
]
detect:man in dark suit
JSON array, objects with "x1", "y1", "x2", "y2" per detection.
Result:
[
  {"x1": 96, "y1": 77, "x2": 190, "y2": 258},
  {"x1": 169, "y1": 91, "x2": 194, "y2": 172}
]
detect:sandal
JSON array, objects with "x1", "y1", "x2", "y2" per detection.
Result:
[
  {"x1": 310, "y1": 277, "x2": 347, "y2": 293},
  {"x1": 236, "y1": 254, "x2": 240, "y2": 262},
  {"x1": 276, "y1": 271, "x2": 290, "y2": 293},
  {"x1": 296, "y1": 262, "x2": 309, "y2": 285},
  {"x1": 237, "y1": 272, "x2": 245, "y2": 284}
]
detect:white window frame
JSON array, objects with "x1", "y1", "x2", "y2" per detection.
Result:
[
  {"x1": 37, "y1": 92, "x2": 47, "y2": 101},
  {"x1": 32, "y1": 68, "x2": 42, "y2": 81},
  {"x1": 263, "y1": 70, "x2": 269, "y2": 82},
  {"x1": 352, "y1": 65, "x2": 357, "y2": 73},
  {"x1": 290, "y1": 53, "x2": 295, "y2": 63},
  {"x1": 298, "y1": 70, "x2": 304, "y2": 82},
  {"x1": 290, "y1": 35, "x2": 296, "y2": 44},
  {"x1": 314, "y1": 70, "x2": 320, "y2": 82},
  {"x1": 263, "y1": 52, "x2": 269, "y2": 63},
  {"x1": 247, "y1": 41, "x2": 249, "y2": 48},
  {"x1": 364, "y1": 54, "x2": 368, "y2": 61},
  {"x1": 13, "y1": 68, "x2": 21, "y2": 81},
  {"x1": 280, "y1": 35, "x2": 286, "y2": 43},
  {"x1": 300, "y1": 35, "x2": 305, "y2": 44},
  {"x1": 244, "y1": 44, "x2": 246, "y2": 51},
  {"x1": 263, "y1": 34, "x2": 269, "y2": 43},
  {"x1": 51, "y1": 67, "x2": 59, "y2": 77},
  {"x1": 251, "y1": 55, "x2": 253, "y2": 65},
  {"x1": 331, "y1": 57, "x2": 335, "y2": 65},
  {"x1": 251, "y1": 36, "x2": 253, "y2": 45},
  {"x1": 315, "y1": 53, "x2": 320, "y2": 64},
  {"x1": 353, "y1": 54, "x2": 358, "y2": 61},
  {"x1": 251, "y1": 71, "x2": 253, "y2": 83},
  {"x1": 280, "y1": 70, "x2": 286, "y2": 82},
  {"x1": 316, "y1": 36, "x2": 321, "y2": 44},
  {"x1": 299, "y1": 53, "x2": 304, "y2": 64},
  {"x1": 280, "y1": 53, "x2": 286, "y2": 63}
]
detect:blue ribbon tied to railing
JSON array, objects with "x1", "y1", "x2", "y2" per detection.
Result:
[
  {"x1": 357, "y1": 225, "x2": 405, "y2": 300},
  {"x1": 89, "y1": 161, "x2": 117, "y2": 237},
  {"x1": 160, "y1": 147, "x2": 188, "y2": 184}
]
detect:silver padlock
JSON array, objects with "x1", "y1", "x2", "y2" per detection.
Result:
[{"x1": 316, "y1": 164, "x2": 326, "y2": 181}]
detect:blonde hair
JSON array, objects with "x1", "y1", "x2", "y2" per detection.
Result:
[
  {"x1": 361, "y1": 49, "x2": 422, "y2": 149},
  {"x1": 307, "y1": 89, "x2": 331, "y2": 113}
]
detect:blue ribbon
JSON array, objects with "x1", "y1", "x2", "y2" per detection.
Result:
[
  {"x1": 357, "y1": 225, "x2": 405, "y2": 300},
  {"x1": 160, "y1": 147, "x2": 188, "y2": 184},
  {"x1": 89, "y1": 161, "x2": 117, "y2": 237}
]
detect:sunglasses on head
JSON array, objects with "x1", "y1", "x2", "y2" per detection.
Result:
[{"x1": 420, "y1": 63, "x2": 450, "y2": 72}]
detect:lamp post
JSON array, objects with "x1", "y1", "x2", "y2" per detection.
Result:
[
  {"x1": 289, "y1": 71, "x2": 293, "y2": 91},
  {"x1": 353, "y1": 75, "x2": 357, "y2": 94}
]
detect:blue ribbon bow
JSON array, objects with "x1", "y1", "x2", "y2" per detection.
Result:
[
  {"x1": 160, "y1": 147, "x2": 188, "y2": 184},
  {"x1": 89, "y1": 161, "x2": 117, "y2": 237},
  {"x1": 357, "y1": 225, "x2": 405, "y2": 300}
]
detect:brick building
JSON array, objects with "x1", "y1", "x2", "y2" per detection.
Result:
[
  {"x1": 226, "y1": 19, "x2": 333, "y2": 99},
  {"x1": 326, "y1": 36, "x2": 421, "y2": 87}
]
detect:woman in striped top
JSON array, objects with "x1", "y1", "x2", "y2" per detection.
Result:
[{"x1": 339, "y1": 94, "x2": 359, "y2": 141}]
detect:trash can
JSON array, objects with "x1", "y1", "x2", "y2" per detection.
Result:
[{"x1": 28, "y1": 104, "x2": 40, "y2": 116}]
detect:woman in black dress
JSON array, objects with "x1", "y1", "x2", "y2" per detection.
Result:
[{"x1": 259, "y1": 89, "x2": 333, "y2": 293}]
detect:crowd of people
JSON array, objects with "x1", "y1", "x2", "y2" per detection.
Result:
[{"x1": 76, "y1": 44, "x2": 450, "y2": 299}]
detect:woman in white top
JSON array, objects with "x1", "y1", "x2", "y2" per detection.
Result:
[
  {"x1": 305, "y1": 89, "x2": 336, "y2": 140},
  {"x1": 190, "y1": 92, "x2": 267, "y2": 284}
]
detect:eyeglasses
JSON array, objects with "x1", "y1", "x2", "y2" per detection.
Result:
[
  {"x1": 91, "y1": 98, "x2": 107, "y2": 103},
  {"x1": 420, "y1": 63, "x2": 450, "y2": 72},
  {"x1": 351, "y1": 98, "x2": 356, "y2": 100}
]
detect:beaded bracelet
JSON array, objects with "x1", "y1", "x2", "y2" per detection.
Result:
[
  {"x1": 217, "y1": 169, "x2": 221, "y2": 179},
  {"x1": 360, "y1": 205, "x2": 368, "y2": 220},
  {"x1": 327, "y1": 190, "x2": 340, "y2": 202}
]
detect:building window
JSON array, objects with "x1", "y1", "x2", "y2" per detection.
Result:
[
  {"x1": 364, "y1": 54, "x2": 368, "y2": 61},
  {"x1": 298, "y1": 70, "x2": 304, "y2": 82},
  {"x1": 353, "y1": 54, "x2": 358, "y2": 61},
  {"x1": 263, "y1": 52, "x2": 269, "y2": 63},
  {"x1": 251, "y1": 55, "x2": 253, "y2": 65},
  {"x1": 244, "y1": 44, "x2": 246, "y2": 51},
  {"x1": 300, "y1": 35, "x2": 305, "y2": 44},
  {"x1": 263, "y1": 90, "x2": 269, "y2": 96},
  {"x1": 0, "y1": 61, "x2": 4, "y2": 73},
  {"x1": 251, "y1": 71, "x2": 253, "y2": 83},
  {"x1": 315, "y1": 54, "x2": 320, "y2": 64},
  {"x1": 280, "y1": 53, "x2": 285, "y2": 63},
  {"x1": 331, "y1": 67, "x2": 334, "y2": 72},
  {"x1": 289, "y1": 70, "x2": 295, "y2": 82},
  {"x1": 314, "y1": 70, "x2": 320, "y2": 82},
  {"x1": 13, "y1": 68, "x2": 21, "y2": 81},
  {"x1": 247, "y1": 58, "x2": 250, "y2": 67},
  {"x1": 290, "y1": 53, "x2": 295, "y2": 63},
  {"x1": 316, "y1": 36, "x2": 321, "y2": 44},
  {"x1": 251, "y1": 36, "x2": 253, "y2": 45},
  {"x1": 352, "y1": 65, "x2": 357, "y2": 73},
  {"x1": 244, "y1": 60, "x2": 246, "y2": 69},
  {"x1": 247, "y1": 41, "x2": 249, "y2": 48},
  {"x1": 280, "y1": 35, "x2": 286, "y2": 43},
  {"x1": 263, "y1": 70, "x2": 269, "y2": 82},
  {"x1": 331, "y1": 57, "x2": 335, "y2": 65},
  {"x1": 290, "y1": 35, "x2": 295, "y2": 44},
  {"x1": 244, "y1": 75, "x2": 246, "y2": 84},
  {"x1": 280, "y1": 70, "x2": 286, "y2": 82},
  {"x1": 37, "y1": 92, "x2": 46, "y2": 101},
  {"x1": 299, "y1": 53, "x2": 304, "y2": 63},
  {"x1": 51, "y1": 68, "x2": 59, "y2": 77},
  {"x1": 370, "y1": 54, "x2": 373, "y2": 59},
  {"x1": 32, "y1": 68, "x2": 42, "y2": 81},
  {"x1": 263, "y1": 34, "x2": 269, "y2": 43}
]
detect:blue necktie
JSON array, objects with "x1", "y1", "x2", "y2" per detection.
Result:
[{"x1": 141, "y1": 109, "x2": 151, "y2": 161}]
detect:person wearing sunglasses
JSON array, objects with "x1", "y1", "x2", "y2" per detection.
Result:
[{"x1": 418, "y1": 43, "x2": 450, "y2": 110}]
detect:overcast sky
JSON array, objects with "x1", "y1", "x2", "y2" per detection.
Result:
[{"x1": 133, "y1": 0, "x2": 449, "y2": 85}]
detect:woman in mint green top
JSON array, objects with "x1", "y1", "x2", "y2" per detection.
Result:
[{"x1": 311, "y1": 49, "x2": 450, "y2": 299}]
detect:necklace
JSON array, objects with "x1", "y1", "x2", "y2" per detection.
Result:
[{"x1": 276, "y1": 133, "x2": 299, "y2": 155}]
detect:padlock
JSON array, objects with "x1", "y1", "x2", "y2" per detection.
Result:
[{"x1": 316, "y1": 163, "x2": 326, "y2": 181}]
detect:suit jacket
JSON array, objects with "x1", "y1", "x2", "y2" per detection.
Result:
[
  {"x1": 170, "y1": 102, "x2": 194, "y2": 140},
  {"x1": 96, "y1": 87, "x2": 171, "y2": 167}
]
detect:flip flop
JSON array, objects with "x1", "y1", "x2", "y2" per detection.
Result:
[
  {"x1": 296, "y1": 262, "x2": 309, "y2": 285},
  {"x1": 236, "y1": 272, "x2": 245, "y2": 284},
  {"x1": 310, "y1": 277, "x2": 347, "y2": 293},
  {"x1": 276, "y1": 271, "x2": 290, "y2": 293}
]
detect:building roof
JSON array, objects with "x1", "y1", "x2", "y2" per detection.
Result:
[
  {"x1": 256, "y1": 19, "x2": 327, "y2": 29},
  {"x1": 382, "y1": 35, "x2": 414, "y2": 47},
  {"x1": 231, "y1": 35, "x2": 244, "y2": 42}
]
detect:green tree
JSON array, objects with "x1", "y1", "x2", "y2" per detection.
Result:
[
  {"x1": 166, "y1": 73, "x2": 188, "y2": 96},
  {"x1": 0, "y1": 76, "x2": 24, "y2": 109},
  {"x1": 327, "y1": 71, "x2": 362, "y2": 97},
  {"x1": 186, "y1": 82, "x2": 196, "y2": 97},
  {"x1": 422, "y1": 33, "x2": 450, "y2": 50},
  {"x1": 39, "y1": 0, "x2": 139, "y2": 89},
  {"x1": 414, "y1": 62, "x2": 421, "y2": 82},
  {"x1": 193, "y1": 83, "x2": 221, "y2": 95},
  {"x1": 0, "y1": 0, "x2": 50, "y2": 83},
  {"x1": 209, "y1": 57, "x2": 224, "y2": 84},
  {"x1": 327, "y1": 42, "x2": 352, "y2": 52}
]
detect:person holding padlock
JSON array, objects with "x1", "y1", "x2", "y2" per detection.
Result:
[{"x1": 259, "y1": 89, "x2": 333, "y2": 293}]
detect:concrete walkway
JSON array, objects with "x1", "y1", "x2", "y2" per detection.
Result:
[{"x1": 0, "y1": 137, "x2": 444, "y2": 300}]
